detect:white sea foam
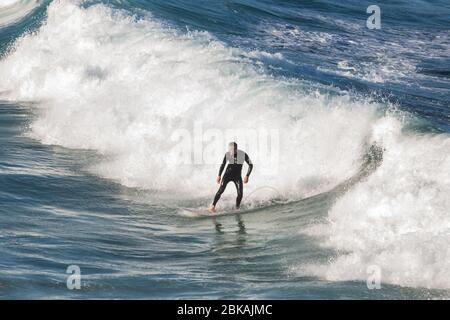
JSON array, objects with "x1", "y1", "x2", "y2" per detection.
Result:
[
  {"x1": 302, "y1": 117, "x2": 450, "y2": 289},
  {"x1": 0, "y1": 0, "x2": 22, "y2": 7},
  {"x1": 0, "y1": 0, "x2": 379, "y2": 199},
  {"x1": 1, "y1": 0, "x2": 450, "y2": 290},
  {"x1": 0, "y1": 0, "x2": 40, "y2": 27}
]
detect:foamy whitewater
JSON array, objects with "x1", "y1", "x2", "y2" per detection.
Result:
[
  {"x1": 0, "y1": 0, "x2": 40, "y2": 26},
  {"x1": 0, "y1": 0, "x2": 449, "y2": 298}
]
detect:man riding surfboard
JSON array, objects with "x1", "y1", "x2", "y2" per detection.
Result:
[{"x1": 208, "y1": 142, "x2": 253, "y2": 213}]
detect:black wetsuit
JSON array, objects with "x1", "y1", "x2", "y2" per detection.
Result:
[{"x1": 212, "y1": 149, "x2": 253, "y2": 208}]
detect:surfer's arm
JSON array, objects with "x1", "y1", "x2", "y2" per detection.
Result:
[
  {"x1": 244, "y1": 153, "x2": 253, "y2": 178},
  {"x1": 216, "y1": 154, "x2": 227, "y2": 184},
  {"x1": 218, "y1": 154, "x2": 227, "y2": 176}
]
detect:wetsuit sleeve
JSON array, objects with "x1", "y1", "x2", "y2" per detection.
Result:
[
  {"x1": 218, "y1": 154, "x2": 227, "y2": 176},
  {"x1": 245, "y1": 153, "x2": 253, "y2": 177}
]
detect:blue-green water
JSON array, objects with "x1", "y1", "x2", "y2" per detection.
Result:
[{"x1": 0, "y1": 0, "x2": 449, "y2": 299}]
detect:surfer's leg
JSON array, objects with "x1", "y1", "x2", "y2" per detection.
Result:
[
  {"x1": 234, "y1": 177, "x2": 243, "y2": 209},
  {"x1": 212, "y1": 176, "x2": 230, "y2": 206}
]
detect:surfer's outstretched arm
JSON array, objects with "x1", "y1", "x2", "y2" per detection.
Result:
[{"x1": 216, "y1": 154, "x2": 227, "y2": 184}]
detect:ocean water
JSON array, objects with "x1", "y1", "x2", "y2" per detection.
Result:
[{"x1": 0, "y1": 0, "x2": 449, "y2": 299}]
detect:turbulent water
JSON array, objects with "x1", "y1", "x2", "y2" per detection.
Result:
[{"x1": 0, "y1": 0, "x2": 449, "y2": 299}]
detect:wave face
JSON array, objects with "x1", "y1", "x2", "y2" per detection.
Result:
[
  {"x1": 1, "y1": 0, "x2": 450, "y2": 292},
  {"x1": 0, "y1": 0, "x2": 40, "y2": 27}
]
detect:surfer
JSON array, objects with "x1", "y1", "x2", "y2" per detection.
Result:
[{"x1": 208, "y1": 142, "x2": 253, "y2": 213}]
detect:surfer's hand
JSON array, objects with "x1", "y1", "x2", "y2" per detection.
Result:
[
  {"x1": 243, "y1": 176, "x2": 249, "y2": 184},
  {"x1": 216, "y1": 176, "x2": 221, "y2": 184}
]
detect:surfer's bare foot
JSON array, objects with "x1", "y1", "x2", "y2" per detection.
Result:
[{"x1": 208, "y1": 206, "x2": 216, "y2": 213}]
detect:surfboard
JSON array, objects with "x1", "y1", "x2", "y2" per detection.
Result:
[
  {"x1": 178, "y1": 207, "x2": 239, "y2": 218},
  {"x1": 179, "y1": 208, "x2": 214, "y2": 217}
]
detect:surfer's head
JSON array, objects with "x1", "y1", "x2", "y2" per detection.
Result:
[{"x1": 228, "y1": 142, "x2": 237, "y2": 153}]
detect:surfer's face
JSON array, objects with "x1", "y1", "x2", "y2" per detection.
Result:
[{"x1": 228, "y1": 144, "x2": 235, "y2": 153}]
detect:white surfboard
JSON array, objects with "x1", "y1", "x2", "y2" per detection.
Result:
[
  {"x1": 178, "y1": 207, "x2": 239, "y2": 218},
  {"x1": 178, "y1": 208, "x2": 214, "y2": 217}
]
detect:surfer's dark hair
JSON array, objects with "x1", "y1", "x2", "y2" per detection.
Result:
[{"x1": 229, "y1": 142, "x2": 237, "y2": 149}]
